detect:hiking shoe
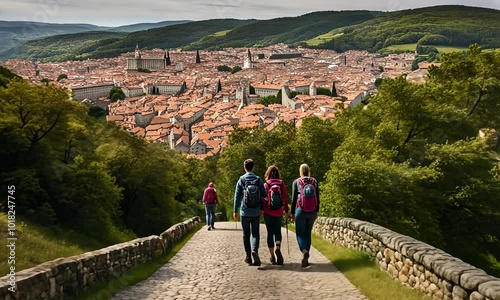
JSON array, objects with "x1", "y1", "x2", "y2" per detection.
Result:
[
  {"x1": 251, "y1": 251, "x2": 261, "y2": 266},
  {"x1": 207, "y1": 226, "x2": 211, "y2": 231},
  {"x1": 275, "y1": 248, "x2": 284, "y2": 265},
  {"x1": 301, "y1": 251, "x2": 309, "y2": 268},
  {"x1": 211, "y1": 225, "x2": 215, "y2": 229},
  {"x1": 244, "y1": 256, "x2": 253, "y2": 266},
  {"x1": 270, "y1": 256, "x2": 276, "y2": 265}
]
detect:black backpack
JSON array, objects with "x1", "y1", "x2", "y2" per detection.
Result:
[{"x1": 243, "y1": 177, "x2": 261, "y2": 208}]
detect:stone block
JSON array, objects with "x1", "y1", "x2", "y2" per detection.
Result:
[
  {"x1": 453, "y1": 286, "x2": 469, "y2": 300},
  {"x1": 469, "y1": 291, "x2": 486, "y2": 300},
  {"x1": 478, "y1": 280, "x2": 500, "y2": 300},
  {"x1": 460, "y1": 270, "x2": 491, "y2": 290}
]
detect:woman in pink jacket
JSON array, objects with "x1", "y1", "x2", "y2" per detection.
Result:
[{"x1": 263, "y1": 165, "x2": 289, "y2": 265}]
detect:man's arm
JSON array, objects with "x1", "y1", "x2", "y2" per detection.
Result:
[{"x1": 233, "y1": 178, "x2": 243, "y2": 219}]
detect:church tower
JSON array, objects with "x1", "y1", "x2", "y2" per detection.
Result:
[{"x1": 243, "y1": 48, "x2": 253, "y2": 69}]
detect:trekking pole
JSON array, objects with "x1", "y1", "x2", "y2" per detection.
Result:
[{"x1": 286, "y1": 215, "x2": 290, "y2": 256}]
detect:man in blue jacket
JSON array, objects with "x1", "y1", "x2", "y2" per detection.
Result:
[{"x1": 233, "y1": 159, "x2": 266, "y2": 266}]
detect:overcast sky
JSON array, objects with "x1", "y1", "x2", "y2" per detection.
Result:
[{"x1": 1, "y1": 0, "x2": 499, "y2": 27}]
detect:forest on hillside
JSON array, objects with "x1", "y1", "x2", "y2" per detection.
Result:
[
  {"x1": 313, "y1": 6, "x2": 500, "y2": 52},
  {"x1": 214, "y1": 45, "x2": 500, "y2": 276}
]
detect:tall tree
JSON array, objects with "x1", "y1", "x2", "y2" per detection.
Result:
[{"x1": 196, "y1": 50, "x2": 201, "y2": 64}]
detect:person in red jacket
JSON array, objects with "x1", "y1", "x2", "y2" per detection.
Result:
[
  {"x1": 203, "y1": 182, "x2": 218, "y2": 230},
  {"x1": 263, "y1": 165, "x2": 289, "y2": 265}
]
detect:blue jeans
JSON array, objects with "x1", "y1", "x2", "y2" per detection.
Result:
[
  {"x1": 241, "y1": 215, "x2": 260, "y2": 256},
  {"x1": 264, "y1": 214, "x2": 282, "y2": 248},
  {"x1": 205, "y1": 203, "x2": 216, "y2": 226},
  {"x1": 295, "y1": 210, "x2": 317, "y2": 252}
]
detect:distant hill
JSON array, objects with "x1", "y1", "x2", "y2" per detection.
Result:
[
  {"x1": 4, "y1": 5, "x2": 500, "y2": 62},
  {"x1": 0, "y1": 21, "x2": 108, "y2": 56},
  {"x1": 183, "y1": 11, "x2": 381, "y2": 50},
  {"x1": 8, "y1": 19, "x2": 257, "y2": 61},
  {"x1": 312, "y1": 5, "x2": 500, "y2": 52},
  {"x1": 0, "y1": 20, "x2": 192, "y2": 61},
  {"x1": 109, "y1": 20, "x2": 192, "y2": 32}
]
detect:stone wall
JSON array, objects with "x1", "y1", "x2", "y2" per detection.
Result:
[
  {"x1": 0, "y1": 216, "x2": 201, "y2": 300},
  {"x1": 313, "y1": 217, "x2": 500, "y2": 300}
]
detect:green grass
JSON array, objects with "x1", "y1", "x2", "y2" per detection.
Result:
[
  {"x1": 0, "y1": 213, "x2": 108, "y2": 275},
  {"x1": 212, "y1": 30, "x2": 231, "y2": 37},
  {"x1": 378, "y1": 43, "x2": 468, "y2": 54},
  {"x1": 74, "y1": 224, "x2": 202, "y2": 300},
  {"x1": 311, "y1": 233, "x2": 431, "y2": 300},
  {"x1": 305, "y1": 32, "x2": 344, "y2": 46}
]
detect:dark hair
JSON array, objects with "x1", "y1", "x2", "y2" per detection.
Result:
[
  {"x1": 264, "y1": 165, "x2": 281, "y2": 180},
  {"x1": 244, "y1": 159, "x2": 254, "y2": 172}
]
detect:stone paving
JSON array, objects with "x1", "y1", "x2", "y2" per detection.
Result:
[{"x1": 112, "y1": 221, "x2": 367, "y2": 300}]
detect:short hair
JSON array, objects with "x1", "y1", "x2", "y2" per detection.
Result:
[
  {"x1": 264, "y1": 165, "x2": 281, "y2": 180},
  {"x1": 244, "y1": 159, "x2": 254, "y2": 172},
  {"x1": 299, "y1": 164, "x2": 310, "y2": 177}
]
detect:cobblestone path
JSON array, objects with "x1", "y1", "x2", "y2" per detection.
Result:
[{"x1": 113, "y1": 221, "x2": 367, "y2": 300}]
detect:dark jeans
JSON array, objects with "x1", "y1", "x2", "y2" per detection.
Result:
[
  {"x1": 295, "y1": 210, "x2": 317, "y2": 252},
  {"x1": 264, "y1": 214, "x2": 282, "y2": 248},
  {"x1": 241, "y1": 215, "x2": 260, "y2": 256},
  {"x1": 205, "y1": 203, "x2": 216, "y2": 226}
]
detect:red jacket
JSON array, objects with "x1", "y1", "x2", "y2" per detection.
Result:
[{"x1": 203, "y1": 187, "x2": 218, "y2": 204}]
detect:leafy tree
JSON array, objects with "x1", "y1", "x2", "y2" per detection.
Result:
[
  {"x1": 257, "y1": 95, "x2": 279, "y2": 106},
  {"x1": 217, "y1": 65, "x2": 232, "y2": 72},
  {"x1": 196, "y1": 50, "x2": 201, "y2": 63},
  {"x1": 56, "y1": 74, "x2": 68, "y2": 81},
  {"x1": 166, "y1": 50, "x2": 171, "y2": 65},
  {"x1": 108, "y1": 87, "x2": 125, "y2": 102},
  {"x1": 216, "y1": 79, "x2": 222, "y2": 93},
  {"x1": 231, "y1": 66, "x2": 242, "y2": 74},
  {"x1": 317, "y1": 87, "x2": 331, "y2": 96},
  {"x1": 331, "y1": 82, "x2": 338, "y2": 97}
]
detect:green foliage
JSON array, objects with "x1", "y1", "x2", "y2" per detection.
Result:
[
  {"x1": 56, "y1": 74, "x2": 68, "y2": 81},
  {"x1": 257, "y1": 95, "x2": 280, "y2": 106},
  {"x1": 374, "y1": 78, "x2": 383, "y2": 88},
  {"x1": 195, "y1": 50, "x2": 201, "y2": 63},
  {"x1": 317, "y1": 87, "x2": 332, "y2": 96},
  {"x1": 0, "y1": 79, "x2": 214, "y2": 247},
  {"x1": 108, "y1": 87, "x2": 125, "y2": 102},
  {"x1": 231, "y1": 66, "x2": 242, "y2": 74},
  {"x1": 315, "y1": 6, "x2": 500, "y2": 52},
  {"x1": 0, "y1": 66, "x2": 21, "y2": 88},
  {"x1": 217, "y1": 65, "x2": 232, "y2": 72}
]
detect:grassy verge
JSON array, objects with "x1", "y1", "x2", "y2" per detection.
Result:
[
  {"x1": 74, "y1": 224, "x2": 202, "y2": 300},
  {"x1": 286, "y1": 225, "x2": 429, "y2": 300},
  {"x1": 0, "y1": 213, "x2": 109, "y2": 276},
  {"x1": 311, "y1": 233, "x2": 430, "y2": 300}
]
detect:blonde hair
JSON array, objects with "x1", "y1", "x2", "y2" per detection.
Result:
[{"x1": 299, "y1": 164, "x2": 310, "y2": 177}]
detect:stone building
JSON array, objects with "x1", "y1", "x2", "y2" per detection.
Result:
[
  {"x1": 69, "y1": 83, "x2": 115, "y2": 100},
  {"x1": 127, "y1": 45, "x2": 168, "y2": 70}
]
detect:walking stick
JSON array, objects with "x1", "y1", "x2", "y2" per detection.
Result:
[{"x1": 286, "y1": 214, "x2": 290, "y2": 256}]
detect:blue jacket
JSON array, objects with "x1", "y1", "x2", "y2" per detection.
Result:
[{"x1": 233, "y1": 172, "x2": 266, "y2": 217}]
